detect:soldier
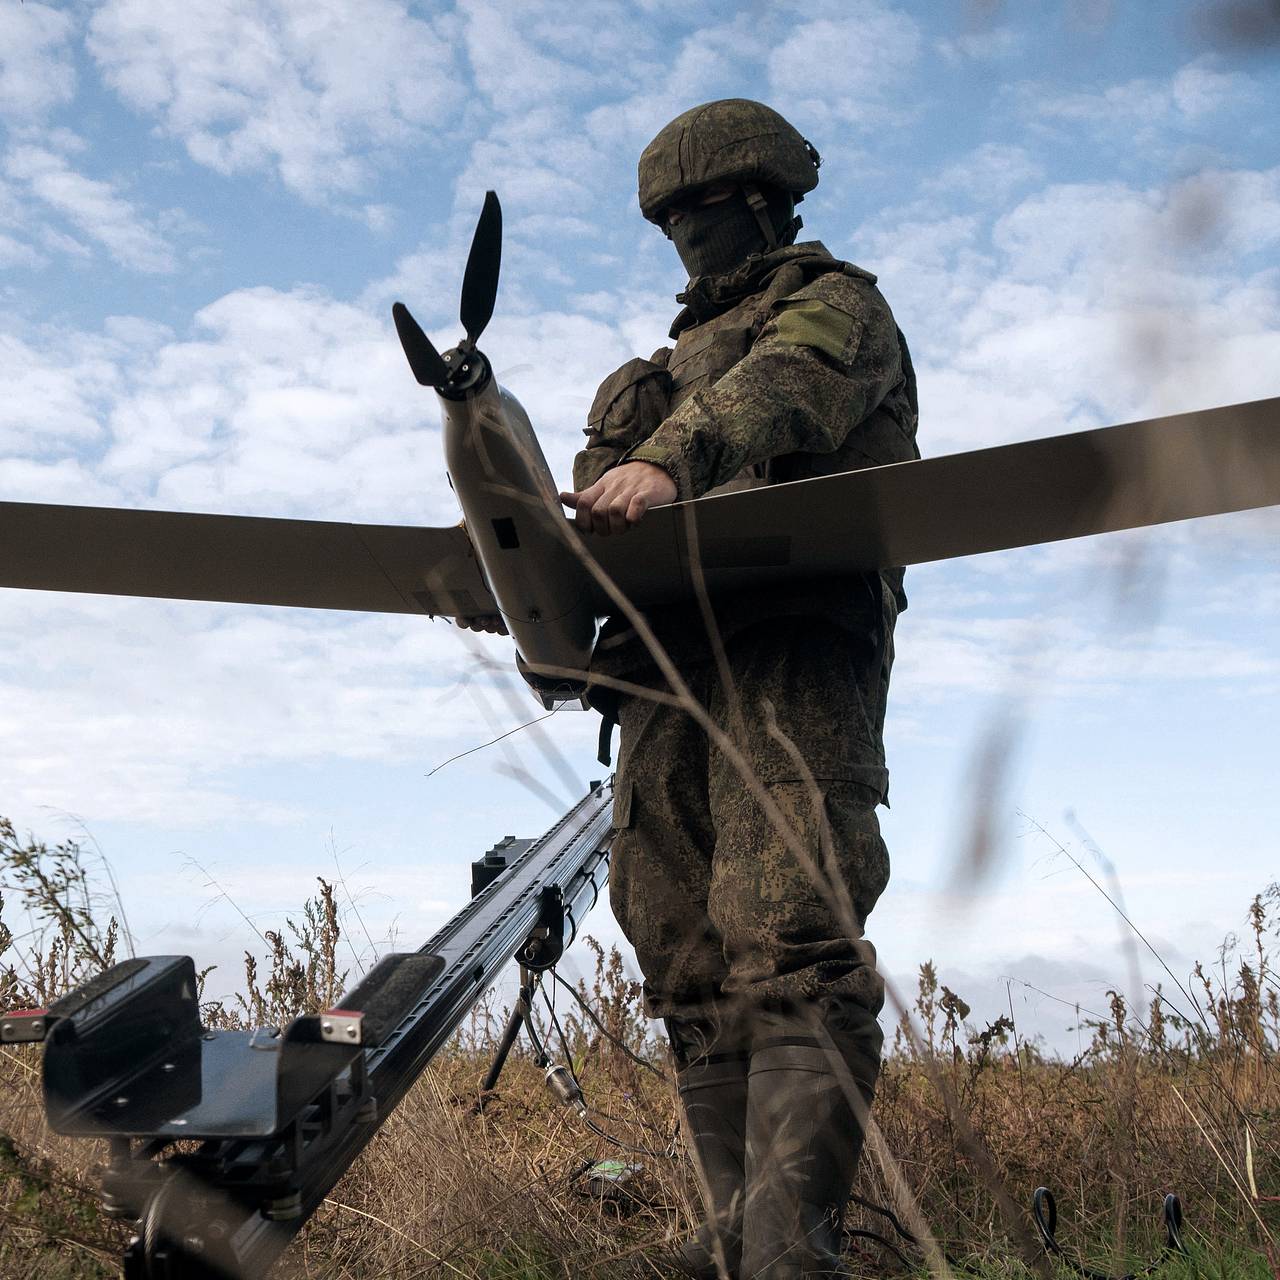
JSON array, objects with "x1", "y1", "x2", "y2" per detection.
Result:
[{"x1": 558, "y1": 99, "x2": 919, "y2": 1279}]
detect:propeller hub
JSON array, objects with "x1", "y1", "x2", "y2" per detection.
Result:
[{"x1": 437, "y1": 347, "x2": 490, "y2": 400}]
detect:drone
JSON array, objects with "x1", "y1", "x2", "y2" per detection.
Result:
[{"x1": 3, "y1": 190, "x2": 1277, "y2": 709}]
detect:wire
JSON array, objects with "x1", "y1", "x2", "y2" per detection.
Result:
[
  {"x1": 538, "y1": 982, "x2": 674, "y2": 1163},
  {"x1": 1032, "y1": 1187, "x2": 1187, "y2": 1280},
  {"x1": 425, "y1": 704, "x2": 564, "y2": 777},
  {"x1": 847, "y1": 1192, "x2": 921, "y2": 1246},
  {"x1": 549, "y1": 969, "x2": 669, "y2": 1079}
]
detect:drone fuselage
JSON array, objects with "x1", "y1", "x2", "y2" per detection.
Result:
[{"x1": 438, "y1": 351, "x2": 596, "y2": 704}]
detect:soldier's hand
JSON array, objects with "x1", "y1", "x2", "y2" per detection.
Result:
[
  {"x1": 454, "y1": 614, "x2": 508, "y2": 635},
  {"x1": 559, "y1": 462, "x2": 677, "y2": 536}
]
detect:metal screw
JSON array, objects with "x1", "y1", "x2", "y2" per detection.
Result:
[
  {"x1": 183, "y1": 1235, "x2": 205, "y2": 1255},
  {"x1": 321, "y1": 1021, "x2": 333, "y2": 1034},
  {"x1": 345, "y1": 1025, "x2": 358, "y2": 1040},
  {"x1": 161, "y1": 1062, "x2": 176, "y2": 1072},
  {"x1": 113, "y1": 1095, "x2": 129, "y2": 1108},
  {"x1": 203, "y1": 1031, "x2": 216, "y2": 1041}
]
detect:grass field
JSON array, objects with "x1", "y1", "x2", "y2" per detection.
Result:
[{"x1": 2, "y1": 815, "x2": 1277, "y2": 1278}]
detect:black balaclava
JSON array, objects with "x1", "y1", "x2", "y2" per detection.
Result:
[{"x1": 669, "y1": 185, "x2": 799, "y2": 281}]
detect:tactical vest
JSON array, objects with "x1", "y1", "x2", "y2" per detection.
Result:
[{"x1": 579, "y1": 243, "x2": 913, "y2": 500}]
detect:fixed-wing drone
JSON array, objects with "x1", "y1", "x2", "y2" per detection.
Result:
[{"x1": 3, "y1": 190, "x2": 1278, "y2": 708}]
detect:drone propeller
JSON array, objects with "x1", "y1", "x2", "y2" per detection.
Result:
[
  {"x1": 393, "y1": 191, "x2": 503, "y2": 388},
  {"x1": 392, "y1": 302, "x2": 450, "y2": 388},
  {"x1": 459, "y1": 190, "x2": 502, "y2": 350}
]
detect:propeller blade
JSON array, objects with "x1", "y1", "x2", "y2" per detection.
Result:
[
  {"x1": 459, "y1": 190, "x2": 502, "y2": 347},
  {"x1": 0, "y1": 502, "x2": 496, "y2": 618},
  {"x1": 586, "y1": 396, "x2": 1280, "y2": 610},
  {"x1": 392, "y1": 302, "x2": 451, "y2": 387}
]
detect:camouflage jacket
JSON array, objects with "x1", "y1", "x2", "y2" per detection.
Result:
[{"x1": 573, "y1": 240, "x2": 919, "y2": 684}]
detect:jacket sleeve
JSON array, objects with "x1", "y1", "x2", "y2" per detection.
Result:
[{"x1": 623, "y1": 273, "x2": 904, "y2": 499}]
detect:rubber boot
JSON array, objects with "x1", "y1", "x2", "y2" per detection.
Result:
[
  {"x1": 667, "y1": 1019, "x2": 750, "y2": 1279},
  {"x1": 739, "y1": 1005, "x2": 881, "y2": 1280}
]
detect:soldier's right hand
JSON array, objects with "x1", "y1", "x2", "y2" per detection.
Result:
[{"x1": 558, "y1": 460, "x2": 677, "y2": 536}]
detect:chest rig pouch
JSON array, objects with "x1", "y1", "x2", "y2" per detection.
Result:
[{"x1": 577, "y1": 355, "x2": 673, "y2": 490}]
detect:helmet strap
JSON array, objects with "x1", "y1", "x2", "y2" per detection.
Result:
[{"x1": 742, "y1": 184, "x2": 779, "y2": 250}]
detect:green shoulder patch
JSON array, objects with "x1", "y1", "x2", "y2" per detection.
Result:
[{"x1": 770, "y1": 298, "x2": 859, "y2": 364}]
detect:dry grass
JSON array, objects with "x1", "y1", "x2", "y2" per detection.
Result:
[{"x1": 2, "y1": 817, "x2": 1278, "y2": 1279}]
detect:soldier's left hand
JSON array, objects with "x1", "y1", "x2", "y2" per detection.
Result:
[
  {"x1": 453, "y1": 614, "x2": 508, "y2": 635},
  {"x1": 559, "y1": 462, "x2": 677, "y2": 536}
]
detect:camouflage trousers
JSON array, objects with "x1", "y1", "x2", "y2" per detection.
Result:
[{"x1": 608, "y1": 617, "x2": 892, "y2": 1023}]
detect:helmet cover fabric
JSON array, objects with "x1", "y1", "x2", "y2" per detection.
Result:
[{"x1": 638, "y1": 98, "x2": 820, "y2": 224}]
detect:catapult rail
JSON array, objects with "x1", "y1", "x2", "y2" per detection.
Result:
[{"x1": 1, "y1": 780, "x2": 614, "y2": 1280}]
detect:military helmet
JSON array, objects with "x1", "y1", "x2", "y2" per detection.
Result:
[{"x1": 638, "y1": 98, "x2": 820, "y2": 224}]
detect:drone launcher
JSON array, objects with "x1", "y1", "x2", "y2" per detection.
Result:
[{"x1": 1, "y1": 781, "x2": 614, "y2": 1280}]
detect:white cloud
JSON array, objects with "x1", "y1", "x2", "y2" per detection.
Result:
[
  {"x1": 0, "y1": 2, "x2": 76, "y2": 121},
  {"x1": 935, "y1": 24, "x2": 1024, "y2": 64},
  {"x1": 0, "y1": 330, "x2": 117, "y2": 457},
  {"x1": 462, "y1": 0, "x2": 602, "y2": 113},
  {"x1": 854, "y1": 165, "x2": 1280, "y2": 455},
  {"x1": 0, "y1": 230, "x2": 43, "y2": 270},
  {"x1": 89, "y1": 287, "x2": 449, "y2": 520},
  {"x1": 0, "y1": 271, "x2": 656, "y2": 550},
  {"x1": 453, "y1": 107, "x2": 602, "y2": 222},
  {"x1": 922, "y1": 144, "x2": 1045, "y2": 205},
  {"x1": 4, "y1": 143, "x2": 177, "y2": 274},
  {"x1": 1025, "y1": 56, "x2": 1259, "y2": 137},
  {"x1": 0, "y1": 592, "x2": 511, "y2": 825},
  {"x1": 768, "y1": 3, "x2": 922, "y2": 127},
  {"x1": 895, "y1": 609, "x2": 1276, "y2": 710},
  {"x1": 87, "y1": 0, "x2": 461, "y2": 198}
]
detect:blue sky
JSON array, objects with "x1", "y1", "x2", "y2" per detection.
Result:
[{"x1": 1, "y1": 0, "x2": 1278, "y2": 1050}]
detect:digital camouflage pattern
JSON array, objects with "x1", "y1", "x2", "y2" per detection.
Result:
[
  {"x1": 574, "y1": 241, "x2": 919, "y2": 681},
  {"x1": 575, "y1": 237, "x2": 917, "y2": 1018},
  {"x1": 626, "y1": 254, "x2": 914, "y2": 498},
  {"x1": 609, "y1": 619, "x2": 891, "y2": 1020},
  {"x1": 637, "y1": 98, "x2": 820, "y2": 223}
]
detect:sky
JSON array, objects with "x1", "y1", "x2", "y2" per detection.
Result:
[{"x1": 1, "y1": 0, "x2": 1278, "y2": 1053}]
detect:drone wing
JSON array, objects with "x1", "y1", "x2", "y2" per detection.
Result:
[
  {"x1": 588, "y1": 395, "x2": 1280, "y2": 609},
  {"x1": 0, "y1": 503, "x2": 496, "y2": 619}
]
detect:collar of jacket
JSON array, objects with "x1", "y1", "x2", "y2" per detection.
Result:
[{"x1": 669, "y1": 240, "x2": 857, "y2": 337}]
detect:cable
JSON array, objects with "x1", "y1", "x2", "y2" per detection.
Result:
[
  {"x1": 425, "y1": 704, "x2": 564, "y2": 777},
  {"x1": 537, "y1": 982, "x2": 676, "y2": 1163},
  {"x1": 1032, "y1": 1187, "x2": 1187, "y2": 1280},
  {"x1": 847, "y1": 1191, "x2": 921, "y2": 1247},
  {"x1": 550, "y1": 969, "x2": 669, "y2": 1079}
]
